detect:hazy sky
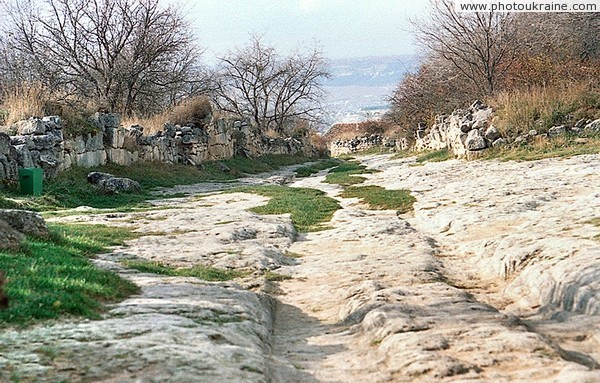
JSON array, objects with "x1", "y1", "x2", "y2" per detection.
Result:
[{"x1": 175, "y1": 0, "x2": 429, "y2": 60}]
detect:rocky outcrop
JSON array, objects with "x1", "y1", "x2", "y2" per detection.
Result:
[
  {"x1": 97, "y1": 177, "x2": 141, "y2": 195},
  {"x1": 415, "y1": 100, "x2": 600, "y2": 159},
  {"x1": 415, "y1": 100, "x2": 496, "y2": 158},
  {"x1": 0, "y1": 209, "x2": 49, "y2": 252},
  {"x1": 0, "y1": 112, "x2": 318, "y2": 183},
  {"x1": 0, "y1": 209, "x2": 49, "y2": 238},
  {"x1": 328, "y1": 134, "x2": 410, "y2": 156}
]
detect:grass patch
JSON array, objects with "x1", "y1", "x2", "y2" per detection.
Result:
[
  {"x1": 415, "y1": 149, "x2": 454, "y2": 163},
  {"x1": 0, "y1": 155, "x2": 312, "y2": 211},
  {"x1": 123, "y1": 261, "x2": 247, "y2": 281},
  {"x1": 346, "y1": 146, "x2": 391, "y2": 156},
  {"x1": 295, "y1": 159, "x2": 341, "y2": 178},
  {"x1": 483, "y1": 135, "x2": 600, "y2": 161},
  {"x1": 323, "y1": 161, "x2": 377, "y2": 186},
  {"x1": 340, "y1": 186, "x2": 415, "y2": 213},
  {"x1": 229, "y1": 185, "x2": 340, "y2": 232},
  {"x1": 0, "y1": 223, "x2": 140, "y2": 327},
  {"x1": 264, "y1": 271, "x2": 292, "y2": 282}
]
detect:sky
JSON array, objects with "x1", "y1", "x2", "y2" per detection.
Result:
[{"x1": 173, "y1": 0, "x2": 430, "y2": 61}]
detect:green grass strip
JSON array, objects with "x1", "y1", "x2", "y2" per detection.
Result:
[
  {"x1": 123, "y1": 261, "x2": 247, "y2": 281},
  {"x1": 0, "y1": 223, "x2": 139, "y2": 327},
  {"x1": 415, "y1": 149, "x2": 454, "y2": 163},
  {"x1": 295, "y1": 159, "x2": 341, "y2": 178},
  {"x1": 229, "y1": 185, "x2": 340, "y2": 232},
  {"x1": 340, "y1": 185, "x2": 415, "y2": 213},
  {"x1": 323, "y1": 161, "x2": 377, "y2": 186}
]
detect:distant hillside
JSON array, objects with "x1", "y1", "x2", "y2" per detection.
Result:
[
  {"x1": 322, "y1": 55, "x2": 420, "y2": 126},
  {"x1": 325, "y1": 55, "x2": 419, "y2": 87}
]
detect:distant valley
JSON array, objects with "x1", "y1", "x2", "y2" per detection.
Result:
[{"x1": 323, "y1": 55, "x2": 420, "y2": 126}]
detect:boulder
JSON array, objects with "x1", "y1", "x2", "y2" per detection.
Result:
[
  {"x1": 514, "y1": 135, "x2": 528, "y2": 145},
  {"x1": 0, "y1": 209, "x2": 49, "y2": 238},
  {"x1": 574, "y1": 118, "x2": 588, "y2": 129},
  {"x1": 584, "y1": 119, "x2": 600, "y2": 133},
  {"x1": 215, "y1": 162, "x2": 231, "y2": 173},
  {"x1": 87, "y1": 171, "x2": 115, "y2": 185},
  {"x1": 0, "y1": 219, "x2": 25, "y2": 251},
  {"x1": 548, "y1": 125, "x2": 567, "y2": 137},
  {"x1": 492, "y1": 138, "x2": 507, "y2": 148},
  {"x1": 484, "y1": 126, "x2": 501, "y2": 142},
  {"x1": 465, "y1": 129, "x2": 487, "y2": 151},
  {"x1": 97, "y1": 177, "x2": 141, "y2": 195},
  {"x1": 15, "y1": 118, "x2": 45, "y2": 135}
]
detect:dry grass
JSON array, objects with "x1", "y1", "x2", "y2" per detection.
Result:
[
  {"x1": 122, "y1": 96, "x2": 213, "y2": 135},
  {"x1": 169, "y1": 96, "x2": 212, "y2": 127},
  {"x1": 489, "y1": 82, "x2": 600, "y2": 137},
  {"x1": 0, "y1": 83, "x2": 48, "y2": 126},
  {"x1": 122, "y1": 113, "x2": 169, "y2": 135}
]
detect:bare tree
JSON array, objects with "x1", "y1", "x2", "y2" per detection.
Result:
[
  {"x1": 212, "y1": 37, "x2": 329, "y2": 134},
  {"x1": 388, "y1": 54, "x2": 474, "y2": 127},
  {"x1": 413, "y1": 0, "x2": 519, "y2": 96},
  {"x1": 2, "y1": 0, "x2": 206, "y2": 116}
]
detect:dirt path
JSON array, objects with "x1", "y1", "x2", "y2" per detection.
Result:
[{"x1": 1, "y1": 155, "x2": 599, "y2": 382}]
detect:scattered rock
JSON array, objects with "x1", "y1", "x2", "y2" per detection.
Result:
[
  {"x1": 548, "y1": 125, "x2": 567, "y2": 136},
  {"x1": 465, "y1": 129, "x2": 487, "y2": 151},
  {"x1": 470, "y1": 100, "x2": 486, "y2": 110},
  {"x1": 574, "y1": 118, "x2": 588, "y2": 129},
  {"x1": 492, "y1": 138, "x2": 507, "y2": 148},
  {"x1": 584, "y1": 119, "x2": 600, "y2": 133},
  {"x1": 215, "y1": 162, "x2": 231, "y2": 173},
  {"x1": 0, "y1": 209, "x2": 49, "y2": 238},
  {"x1": 484, "y1": 126, "x2": 501, "y2": 142},
  {"x1": 97, "y1": 177, "x2": 141, "y2": 195},
  {"x1": 528, "y1": 130, "x2": 538, "y2": 136},
  {"x1": 87, "y1": 171, "x2": 115, "y2": 185}
]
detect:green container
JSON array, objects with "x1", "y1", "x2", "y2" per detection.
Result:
[{"x1": 19, "y1": 168, "x2": 43, "y2": 196}]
